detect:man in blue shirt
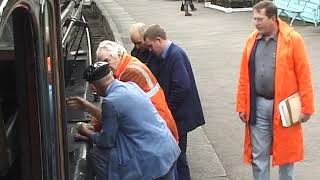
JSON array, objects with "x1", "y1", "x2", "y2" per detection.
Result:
[{"x1": 76, "y1": 62, "x2": 180, "y2": 180}]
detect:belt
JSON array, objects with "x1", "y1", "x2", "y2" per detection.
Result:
[{"x1": 256, "y1": 93, "x2": 274, "y2": 100}]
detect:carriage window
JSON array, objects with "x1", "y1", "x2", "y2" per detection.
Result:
[
  {"x1": 0, "y1": 15, "x2": 16, "y2": 123},
  {"x1": 0, "y1": 16, "x2": 14, "y2": 50},
  {"x1": 0, "y1": 12, "x2": 18, "y2": 179},
  {"x1": 0, "y1": 14, "x2": 16, "y2": 169}
]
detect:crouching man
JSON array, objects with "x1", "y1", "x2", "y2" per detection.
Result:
[{"x1": 77, "y1": 62, "x2": 180, "y2": 180}]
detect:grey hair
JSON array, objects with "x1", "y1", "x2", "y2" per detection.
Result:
[
  {"x1": 130, "y1": 22, "x2": 147, "y2": 37},
  {"x1": 96, "y1": 40, "x2": 127, "y2": 59}
]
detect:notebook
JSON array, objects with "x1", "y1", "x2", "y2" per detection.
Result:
[{"x1": 279, "y1": 93, "x2": 301, "y2": 127}]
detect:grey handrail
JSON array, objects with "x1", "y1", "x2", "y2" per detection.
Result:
[{"x1": 61, "y1": 0, "x2": 83, "y2": 47}]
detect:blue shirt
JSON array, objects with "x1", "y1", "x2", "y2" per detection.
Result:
[
  {"x1": 90, "y1": 80, "x2": 180, "y2": 180},
  {"x1": 161, "y1": 40, "x2": 172, "y2": 59}
]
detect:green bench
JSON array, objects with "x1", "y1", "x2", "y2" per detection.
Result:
[
  {"x1": 273, "y1": 0, "x2": 309, "y2": 26},
  {"x1": 273, "y1": 0, "x2": 320, "y2": 26}
]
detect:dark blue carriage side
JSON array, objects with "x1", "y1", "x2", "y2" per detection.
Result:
[{"x1": 0, "y1": 0, "x2": 93, "y2": 179}]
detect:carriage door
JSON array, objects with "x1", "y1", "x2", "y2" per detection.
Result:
[{"x1": 0, "y1": 5, "x2": 43, "y2": 180}]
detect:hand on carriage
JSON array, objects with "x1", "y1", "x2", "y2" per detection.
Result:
[
  {"x1": 75, "y1": 122, "x2": 94, "y2": 138},
  {"x1": 74, "y1": 133, "x2": 89, "y2": 141},
  {"x1": 66, "y1": 96, "x2": 102, "y2": 120},
  {"x1": 73, "y1": 122, "x2": 94, "y2": 141},
  {"x1": 66, "y1": 96, "x2": 90, "y2": 111}
]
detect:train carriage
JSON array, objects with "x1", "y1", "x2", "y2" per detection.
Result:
[{"x1": 0, "y1": 0, "x2": 93, "y2": 179}]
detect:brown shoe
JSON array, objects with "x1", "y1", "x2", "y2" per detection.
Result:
[{"x1": 185, "y1": 12, "x2": 192, "y2": 16}]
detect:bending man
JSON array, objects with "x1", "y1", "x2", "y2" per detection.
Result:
[{"x1": 78, "y1": 62, "x2": 180, "y2": 179}]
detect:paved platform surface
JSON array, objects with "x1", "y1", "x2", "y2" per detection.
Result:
[{"x1": 93, "y1": 0, "x2": 320, "y2": 179}]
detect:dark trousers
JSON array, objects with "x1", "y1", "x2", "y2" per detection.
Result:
[
  {"x1": 177, "y1": 134, "x2": 191, "y2": 180},
  {"x1": 88, "y1": 148, "x2": 109, "y2": 180}
]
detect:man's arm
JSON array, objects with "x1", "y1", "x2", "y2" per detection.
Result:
[
  {"x1": 89, "y1": 101, "x2": 119, "y2": 148},
  {"x1": 236, "y1": 40, "x2": 250, "y2": 122},
  {"x1": 292, "y1": 32, "x2": 315, "y2": 121},
  {"x1": 67, "y1": 96, "x2": 102, "y2": 120},
  {"x1": 167, "y1": 54, "x2": 191, "y2": 112}
]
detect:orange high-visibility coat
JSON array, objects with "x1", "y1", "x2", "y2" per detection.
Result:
[
  {"x1": 113, "y1": 53, "x2": 179, "y2": 142},
  {"x1": 236, "y1": 19, "x2": 315, "y2": 166}
]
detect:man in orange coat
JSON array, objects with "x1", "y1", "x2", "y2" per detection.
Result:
[
  {"x1": 236, "y1": 1, "x2": 315, "y2": 180},
  {"x1": 68, "y1": 40, "x2": 179, "y2": 142}
]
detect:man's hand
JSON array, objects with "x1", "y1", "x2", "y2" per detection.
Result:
[
  {"x1": 66, "y1": 96, "x2": 102, "y2": 120},
  {"x1": 78, "y1": 123, "x2": 94, "y2": 137},
  {"x1": 66, "y1": 96, "x2": 90, "y2": 111},
  {"x1": 74, "y1": 133, "x2": 89, "y2": 141},
  {"x1": 299, "y1": 113, "x2": 312, "y2": 123},
  {"x1": 239, "y1": 112, "x2": 246, "y2": 123}
]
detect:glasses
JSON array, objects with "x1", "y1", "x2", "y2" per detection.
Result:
[{"x1": 253, "y1": 17, "x2": 268, "y2": 23}]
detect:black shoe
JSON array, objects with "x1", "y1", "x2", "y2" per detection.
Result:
[
  {"x1": 180, "y1": 3, "x2": 184, "y2": 11},
  {"x1": 185, "y1": 12, "x2": 192, "y2": 16},
  {"x1": 190, "y1": 4, "x2": 197, "y2": 11}
]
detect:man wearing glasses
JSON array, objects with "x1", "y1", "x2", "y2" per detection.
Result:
[{"x1": 236, "y1": 1, "x2": 315, "y2": 180}]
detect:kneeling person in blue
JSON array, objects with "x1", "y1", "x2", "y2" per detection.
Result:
[{"x1": 78, "y1": 62, "x2": 180, "y2": 180}]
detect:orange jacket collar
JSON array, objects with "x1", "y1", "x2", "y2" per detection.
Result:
[{"x1": 114, "y1": 53, "x2": 132, "y2": 78}]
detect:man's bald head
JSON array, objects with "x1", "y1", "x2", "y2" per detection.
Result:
[{"x1": 130, "y1": 22, "x2": 147, "y2": 50}]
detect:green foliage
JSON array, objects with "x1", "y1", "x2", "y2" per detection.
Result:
[{"x1": 210, "y1": 0, "x2": 262, "y2": 8}]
